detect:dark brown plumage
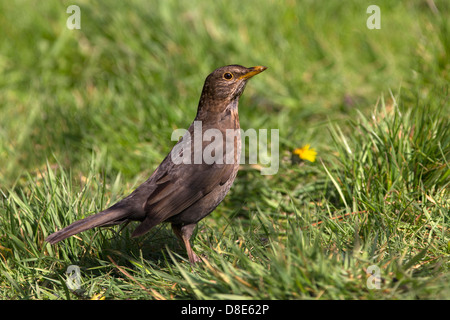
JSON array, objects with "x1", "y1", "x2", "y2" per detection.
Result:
[{"x1": 46, "y1": 65, "x2": 267, "y2": 264}]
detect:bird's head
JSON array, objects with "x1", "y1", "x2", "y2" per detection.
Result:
[{"x1": 197, "y1": 65, "x2": 267, "y2": 114}]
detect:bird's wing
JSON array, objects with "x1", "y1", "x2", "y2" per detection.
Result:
[{"x1": 131, "y1": 160, "x2": 235, "y2": 237}]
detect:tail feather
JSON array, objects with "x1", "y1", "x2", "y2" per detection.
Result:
[{"x1": 46, "y1": 208, "x2": 130, "y2": 244}]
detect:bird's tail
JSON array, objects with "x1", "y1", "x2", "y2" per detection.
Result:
[{"x1": 46, "y1": 207, "x2": 130, "y2": 244}]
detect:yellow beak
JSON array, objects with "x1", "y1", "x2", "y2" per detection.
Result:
[{"x1": 239, "y1": 66, "x2": 267, "y2": 80}]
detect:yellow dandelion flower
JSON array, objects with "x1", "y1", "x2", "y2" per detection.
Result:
[
  {"x1": 293, "y1": 144, "x2": 317, "y2": 163},
  {"x1": 91, "y1": 291, "x2": 106, "y2": 300}
]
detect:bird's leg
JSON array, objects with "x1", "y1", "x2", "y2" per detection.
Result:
[{"x1": 171, "y1": 223, "x2": 201, "y2": 264}]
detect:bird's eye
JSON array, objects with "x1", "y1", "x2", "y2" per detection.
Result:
[{"x1": 223, "y1": 72, "x2": 233, "y2": 80}]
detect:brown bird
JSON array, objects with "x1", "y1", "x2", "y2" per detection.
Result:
[{"x1": 46, "y1": 65, "x2": 267, "y2": 264}]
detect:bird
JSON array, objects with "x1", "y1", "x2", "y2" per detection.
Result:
[{"x1": 46, "y1": 65, "x2": 267, "y2": 264}]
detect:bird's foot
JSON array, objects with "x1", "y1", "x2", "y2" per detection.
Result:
[{"x1": 188, "y1": 250, "x2": 203, "y2": 265}]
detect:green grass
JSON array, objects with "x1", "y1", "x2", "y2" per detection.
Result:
[{"x1": 0, "y1": 0, "x2": 449, "y2": 299}]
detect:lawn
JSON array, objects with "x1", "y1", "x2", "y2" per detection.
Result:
[{"x1": 0, "y1": 0, "x2": 448, "y2": 300}]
